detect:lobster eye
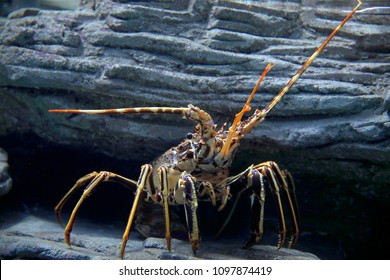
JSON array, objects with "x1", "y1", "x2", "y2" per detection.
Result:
[{"x1": 186, "y1": 133, "x2": 193, "y2": 140}]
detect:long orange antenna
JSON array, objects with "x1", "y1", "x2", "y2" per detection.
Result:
[
  {"x1": 48, "y1": 107, "x2": 188, "y2": 114},
  {"x1": 264, "y1": 0, "x2": 362, "y2": 114}
]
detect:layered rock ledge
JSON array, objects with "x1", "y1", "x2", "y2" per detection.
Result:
[{"x1": 0, "y1": 0, "x2": 389, "y2": 259}]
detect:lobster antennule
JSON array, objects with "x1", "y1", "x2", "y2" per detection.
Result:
[
  {"x1": 262, "y1": 0, "x2": 362, "y2": 115},
  {"x1": 218, "y1": 63, "x2": 274, "y2": 159},
  {"x1": 48, "y1": 107, "x2": 189, "y2": 115}
]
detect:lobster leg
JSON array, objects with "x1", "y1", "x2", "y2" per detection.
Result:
[
  {"x1": 217, "y1": 185, "x2": 231, "y2": 211},
  {"x1": 215, "y1": 166, "x2": 256, "y2": 237},
  {"x1": 258, "y1": 164, "x2": 287, "y2": 248},
  {"x1": 56, "y1": 171, "x2": 137, "y2": 247},
  {"x1": 243, "y1": 169, "x2": 266, "y2": 248},
  {"x1": 120, "y1": 164, "x2": 152, "y2": 259},
  {"x1": 55, "y1": 172, "x2": 100, "y2": 227},
  {"x1": 262, "y1": 162, "x2": 299, "y2": 248},
  {"x1": 282, "y1": 169, "x2": 300, "y2": 247},
  {"x1": 198, "y1": 181, "x2": 216, "y2": 207},
  {"x1": 180, "y1": 173, "x2": 200, "y2": 253},
  {"x1": 158, "y1": 166, "x2": 172, "y2": 251},
  {"x1": 217, "y1": 162, "x2": 298, "y2": 249}
]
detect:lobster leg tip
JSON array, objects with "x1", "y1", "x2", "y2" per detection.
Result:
[
  {"x1": 65, "y1": 233, "x2": 71, "y2": 247},
  {"x1": 191, "y1": 241, "x2": 200, "y2": 254},
  {"x1": 166, "y1": 238, "x2": 172, "y2": 252}
]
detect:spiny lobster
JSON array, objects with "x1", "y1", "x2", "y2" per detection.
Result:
[{"x1": 49, "y1": 1, "x2": 362, "y2": 259}]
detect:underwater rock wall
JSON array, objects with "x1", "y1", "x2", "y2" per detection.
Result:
[
  {"x1": 0, "y1": 147, "x2": 12, "y2": 196},
  {"x1": 0, "y1": 0, "x2": 389, "y2": 182},
  {"x1": 0, "y1": 0, "x2": 389, "y2": 259}
]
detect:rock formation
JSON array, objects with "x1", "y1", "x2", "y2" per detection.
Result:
[{"x1": 0, "y1": 0, "x2": 389, "y2": 259}]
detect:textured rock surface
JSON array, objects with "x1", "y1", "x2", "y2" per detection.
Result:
[
  {"x1": 0, "y1": 210, "x2": 319, "y2": 260},
  {"x1": 0, "y1": 0, "x2": 389, "y2": 185},
  {"x1": 0, "y1": 0, "x2": 389, "y2": 259},
  {"x1": 0, "y1": 147, "x2": 12, "y2": 197}
]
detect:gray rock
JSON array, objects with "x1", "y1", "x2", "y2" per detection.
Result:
[
  {"x1": 0, "y1": 148, "x2": 12, "y2": 197},
  {"x1": 0, "y1": 0, "x2": 388, "y2": 200},
  {"x1": 0, "y1": 1, "x2": 388, "y2": 186},
  {"x1": 0, "y1": 0, "x2": 389, "y2": 259},
  {"x1": 0, "y1": 210, "x2": 319, "y2": 260}
]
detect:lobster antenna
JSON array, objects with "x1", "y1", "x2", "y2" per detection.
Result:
[
  {"x1": 263, "y1": 0, "x2": 362, "y2": 114},
  {"x1": 48, "y1": 107, "x2": 189, "y2": 115}
]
